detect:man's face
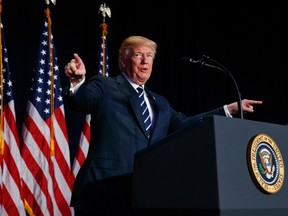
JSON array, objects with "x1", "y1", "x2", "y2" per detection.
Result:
[{"x1": 125, "y1": 46, "x2": 154, "y2": 85}]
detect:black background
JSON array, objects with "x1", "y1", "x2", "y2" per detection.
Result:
[{"x1": 2, "y1": 0, "x2": 287, "y2": 160}]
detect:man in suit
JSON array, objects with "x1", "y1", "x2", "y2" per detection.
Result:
[{"x1": 64, "y1": 35, "x2": 262, "y2": 215}]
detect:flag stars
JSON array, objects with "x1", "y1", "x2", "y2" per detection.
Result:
[
  {"x1": 35, "y1": 96, "x2": 41, "y2": 103},
  {"x1": 42, "y1": 40, "x2": 48, "y2": 46},
  {"x1": 40, "y1": 59, "x2": 45, "y2": 65},
  {"x1": 58, "y1": 95, "x2": 63, "y2": 102},
  {"x1": 39, "y1": 68, "x2": 44, "y2": 74},
  {"x1": 54, "y1": 65, "x2": 59, "y2": 71},
  {"x1": 6, "y1": 91, "x2": 12, "y2": 97},
  {"x1": 41, "y1": 49, "x2": 46, "y2": 56},
  {"x1": 30, "y1": 21, "x2": 64, "y2": 118},
  {"x1": 46, "y1": 89, "x2": 51, "y2": 95},
  {"x1": 44, "y1": 108, "x2": 50, "y2": 114},
  {"x1": 36, "y1": 87, "x2": 42, "y2": 93},
  {"x1": 37, "y1": 77, "x2": 43, "y2": 84},
  {"x1": 45, "y1": 98, "x2": 50, "y2": 105},
  {"x1": 7, "y1": 80, "x2": 12, "y2": 87}
]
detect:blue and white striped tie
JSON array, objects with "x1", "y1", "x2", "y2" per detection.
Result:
[{"x1": 137, "y1": 86, "x2": 152, "y2": 138}]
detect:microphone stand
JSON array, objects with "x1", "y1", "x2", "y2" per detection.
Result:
[{"x1": 202, "y1": 55, "x2": 243, "y2": 119}]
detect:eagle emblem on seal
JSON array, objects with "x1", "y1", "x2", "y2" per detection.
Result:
[{"x1": 259, "y1": 148, "x2": 275, "y2": 179}]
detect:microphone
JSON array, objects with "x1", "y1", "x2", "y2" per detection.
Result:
[
  {"x1": 180, "y1": 57, "x2": 219, "y2": 70},
  {"x1": 181, "y1": 55, "x2": 243, "y2": 119}
]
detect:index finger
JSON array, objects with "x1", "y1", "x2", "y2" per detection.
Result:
[{"x1": 73, "y1": 53, "x2": 83, "y2": 67}]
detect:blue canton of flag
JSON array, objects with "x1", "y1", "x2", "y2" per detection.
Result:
[
  {"x1": 30, "y1": 23, "x2": 62, "y2": 120},
  {"x1": 3, "y1": 43, "x2": 13, "y2": 106}
]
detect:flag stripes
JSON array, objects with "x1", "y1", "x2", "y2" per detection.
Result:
[
  {"x1": 0, "y1": 23, "x2": 26, "y2": 216},
  {"x1": 72, "y1": 114, "x2": 90, "y2": 178}
]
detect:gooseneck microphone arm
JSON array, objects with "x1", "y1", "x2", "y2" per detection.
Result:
[
  {"x1": 202, "y1": 55, "x2": 243, "y2": 119},
  {"x1": 181, "y1": 55, "x2": 243, "y2": 119}
]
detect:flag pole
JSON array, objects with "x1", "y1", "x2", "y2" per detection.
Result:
[
  {"x1": 98, "y1": 3, "x2": 111, "y2": 76},
  {"x1": 99, "y1": 23, "x2": 107, "y2": 77},
  {"x1": 25, "y1": 1, "x2": 56, "y2": 215},
  {"x1": 44, "y1": 2, "x2": 56, "y2": 156}
]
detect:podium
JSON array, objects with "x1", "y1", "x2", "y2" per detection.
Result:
[{"x1": 132, "y1": 115, "x2": 288, "y2": 215}]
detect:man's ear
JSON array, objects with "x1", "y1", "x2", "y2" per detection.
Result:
[{"x1": 120, "y1": 59, "x2": 127, "y2": 69}]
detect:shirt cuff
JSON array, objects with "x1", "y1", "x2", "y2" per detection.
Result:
[
  {"x1": 69, "y1": 77, "x2": 85, "y2": 95},
  {"x1": 223, "y1": 104, "x2": 233, "y2": 118}
]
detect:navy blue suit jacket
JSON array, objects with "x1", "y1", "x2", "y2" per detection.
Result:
[{"x1": 66, "y1": 73, "x2": 226, "y2": 210}]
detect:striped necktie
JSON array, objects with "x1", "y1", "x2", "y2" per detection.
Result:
[{"x1": 137, "y1": 86, "x2": 152, "y2": 138}]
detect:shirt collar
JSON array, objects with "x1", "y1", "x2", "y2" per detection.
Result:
[{"x1": 122, "y1": 72, "x2": 145, "y2": 91}]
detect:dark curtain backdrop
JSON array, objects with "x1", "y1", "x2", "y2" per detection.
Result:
[{"x1": 2, "y1": 0, "x2": 287, "y2": 160}]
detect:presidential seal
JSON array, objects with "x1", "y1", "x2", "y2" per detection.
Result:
[{"x1": 247, "y1": 133, "x2": 284, "y2": 194}]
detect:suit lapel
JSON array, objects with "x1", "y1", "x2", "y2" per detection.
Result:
[
  {"x1": 145, "y1": 88, "x2": 167, "y2": 142},
  {"x1": 116, "y1": 75, "x2": 150, "y2": 139}
]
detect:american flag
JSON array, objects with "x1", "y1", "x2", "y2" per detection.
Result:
[
  {"x1": 0, "y1": 23, "x2": 26, "y2": 216},
  {"x1": 71, "y1": 31, "x2": 109, "y2": 178},
  {"x1": 20, "y1": 15, "x2": 74, "y2": 216}
]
